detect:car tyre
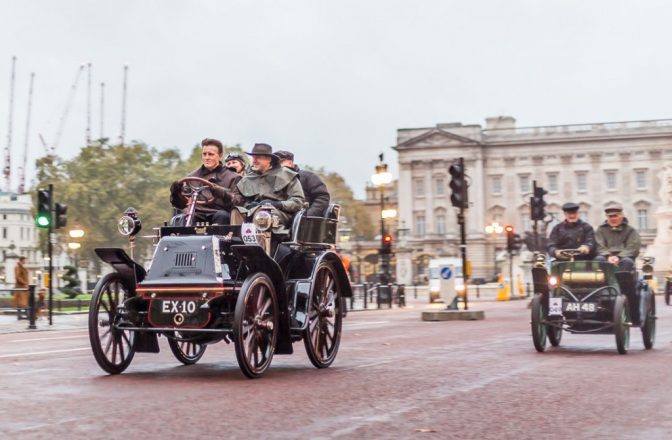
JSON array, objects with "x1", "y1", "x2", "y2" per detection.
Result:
[
  {"x1": 531, "y1": 294, "x2": 547, "y2": 352},
  {"x1": 168, "y1": 332, "x2": 207, "y2": 365},
  {"x1": 641, "y1": 290, "x2": 656, "y2": 350},
  {"x1": 547, "y1": 320, "x2": 563, "y2": 347},
  {"x1": 88, "y1": 273, "x2": 136, "y2": 374},
  {"x1": 614, "y1": 294, "x2": 630, "y2": 355},
  {"x1": 303, "y1": 261, "x2": 343, "y2": 368},
  {"x1": 233, "y1": 273, "x2": 279, "y2": 379}
]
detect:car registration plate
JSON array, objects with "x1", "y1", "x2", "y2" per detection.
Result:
[
  {"x1": 160, "y1": 299, "x2": 200, "y2": 315},
  {"x1": 563, "y1": 302, "x2": 597, "y2": 313},
  {"x1": 241, "y1": 222, "x2": 258, "y2": 244}
]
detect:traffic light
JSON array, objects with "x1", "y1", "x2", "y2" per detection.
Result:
[
  {"x1": 530, "y1": 180, "x2": 547, "y2": 221},
  {"x1": 55, "y1": 203, "x2": 68, "y2": 229},
  {"x1": 381, "y1": 233, "x2": 393, "y2": 254},
  {"x1": 449, "y1": 158, "x2": 468, "y2": 208},
  {"x1": 35, "y1": 188, "x2": 52, "y2": 228},
  {"x1": 505, "y1": 225, "x2": 515, "y2": 253}
]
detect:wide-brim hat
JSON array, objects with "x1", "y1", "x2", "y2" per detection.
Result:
[
  {"x1": 246, "y1": 143, "x2": 279, "y2": 164},
  {"x1": 561, "y1": 202, "x2": 579, "y2": 212}
]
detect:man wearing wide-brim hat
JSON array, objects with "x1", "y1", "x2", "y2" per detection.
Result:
[
  {"x1": 234, "y1": 143, "x2": 305, "y2": 232},
  {"x1": 547, "y1": 202, "x2": 596, "y2": 260},
  {"x1": 595, "y1": 203, "x2": 641, "y2": 271}
]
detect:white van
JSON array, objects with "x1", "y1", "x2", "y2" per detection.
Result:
[{"x1": 428, "y1": 257, "x2": 464, "y2": 303}]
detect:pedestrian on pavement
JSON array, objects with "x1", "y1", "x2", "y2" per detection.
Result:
[
  {"x1": 36, "y1": 288, "x2": 47, "y2": 320},
  {"x1": 225, "y1": 152, "x2": 248, "y2": 176},
  {"x1": 235, "y1": 143, "x2": 305, "y2": 233},
  {"x1": 13, "y1": 256, "x2": 29, "y2": 320},
  {"x1": 275, "y1": 150, "x2": 331, "y2": 217},
  {"x1": 594, "y1": 203, "x2": 641, "y2": 271},
  {"x1": 547, "y1": 202, "x2": 596, "y2": 260},
  {"x1": 170, "y1": 138, "x2": 243, "y2": 225}
]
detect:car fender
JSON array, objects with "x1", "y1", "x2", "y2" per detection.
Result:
[
  {"x1": 94, "y1": 248, "x2": 146, "y2": 293},
  {"x1": 313, "y1": 250, "x2": 353, "y2": 298}
]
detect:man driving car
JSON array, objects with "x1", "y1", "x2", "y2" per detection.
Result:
[
  {"x1": 547, "y1": 202, "x2": 595, "y2": 260},
  {"x1": 170, "y1": 138, "x2": 242, "y2": 225},
  {"x1": 595, "y1": 203, "x2": 641, "y2": 271}
]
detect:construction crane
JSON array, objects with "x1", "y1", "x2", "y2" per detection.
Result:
[
  {"x1": 48, "y1": 63, "x2": 85, "y2": 155},
  {"x1": 99, "y1": 81, "x2": 105, "y2": 140},
  {"x1": 4, "y1": 56, "x2": 16, "y2": 192},
  {"x1": 86, "y1": 62, "x2": 92, "y2": 145},
  {"x1": 18, "y1": 72, "x2": 35, "y2": 194},
  {"x1": 119, "y1": 64, "x2": 128, "y2": 146}
]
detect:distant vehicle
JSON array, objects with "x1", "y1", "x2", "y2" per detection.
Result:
[{"x1": 428, "y1": 257, "x2": 463, "y2": 303}]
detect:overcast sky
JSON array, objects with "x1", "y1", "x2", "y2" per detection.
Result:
[{"x1": 2, "y1": 1, "x2": 672, "y2": 198}]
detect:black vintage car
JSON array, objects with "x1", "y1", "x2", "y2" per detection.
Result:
[
  {"x1": 530, "y1": 249, "x2": 656, "y2": 354},
  {"x1": 88, "y1": 176, "x2": 351, "y2": 378}
]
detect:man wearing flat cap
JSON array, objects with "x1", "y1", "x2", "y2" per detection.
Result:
[
  {"x1": 235, "y1": 143, "x2": 305, "y2": 232},
  {"x1": 547, "y1": 202, "x2": 596, "y2": 260},
  {"x1": 594, "y1": 203, "x2": 641, "y2": 271},
  {"x1": 276, "y1": 150, "x2": 331, "y2": 217}
]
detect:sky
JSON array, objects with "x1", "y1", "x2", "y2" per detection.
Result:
[{"x1": 2, "y1": 0, "x2": 672, "y2": 198}]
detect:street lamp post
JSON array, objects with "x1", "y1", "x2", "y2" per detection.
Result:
[
  {"x1": 485, "y1": 222, "x2": 504, "y2": 279},
  {"x1": 68, "y1": 227, "x2": 85, "y2": 268},
  {"x1": 371, "y1": 155, "x2": 393, "y2": 284}
]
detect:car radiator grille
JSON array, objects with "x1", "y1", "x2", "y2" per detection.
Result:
[{"x1": 175, "y1": 252, "x2": 196, "y2": 267}]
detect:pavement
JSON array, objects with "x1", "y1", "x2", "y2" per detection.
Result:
[{"x1": 0, "y1": 311, "x2": 88, "y2": 334}]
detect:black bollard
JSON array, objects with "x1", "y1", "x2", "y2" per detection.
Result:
[
  {"x1": 376, "y1": 283, "x2": 381, "y2": 309},
  {"x1": 27, "y1": 285, "x2": 37, "y2": 330},
  {"x1": 363, "y1": 283, "x2": 368, "y2": 309},
  {"x1": 398, "y1": 284, "x2": 406, "y2": 307}
]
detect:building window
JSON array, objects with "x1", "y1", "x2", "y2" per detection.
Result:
[
  {"x1": 491, "y1": 176, "x2": 502, "y2": 195},
  {"x1": 606, "y1": 171, "x2": 617, "y2": 191},
  {"x1": 20, "y1": 227, "x2": 24, "y2": 240},
  {"x1": 519, "y1": 175, "x2": 530, "y2": 193},
  {"x1": 435, "y1": 178, "x2": 445, "y2": 196},
  {"x1": 436, "y1": 215, "x2": 446, "y2": 235},
  {"x1": 2, "y1": 228, "x2": 6, "y2": 239},
  {"x1": 414, "y1": 179, "x2": 425, "y2": 197},
  {"x1": 576, "y1": 172, "x2": 587, "y2": 192},
  {"x1": 635, "y1": 170, "x2": 647, "y2": 190},
  {"x1": 415, "y1": 215, "x2": 426, "y2": 237},
  {"x1": 638, "y1": 209, "x2": 648, "y2": 230},
  {"x1": 547, "y1": 174, "x2": 558, "y2": 193}
]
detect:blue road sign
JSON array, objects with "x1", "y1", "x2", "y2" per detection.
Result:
[{"x1": 440, "y1": 266, "x2": 452, "y2": 280}]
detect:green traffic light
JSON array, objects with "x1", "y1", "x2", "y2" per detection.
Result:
[{"x1": 36, "y1": 215, "x2": 51, "y2": 228}]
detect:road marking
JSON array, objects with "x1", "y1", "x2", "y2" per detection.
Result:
[
  {"x1": 7, "y1": 335, "x2": 85, "y2": 343},
  {"x1": 344, "y1": 320, "x2": 389, "y2": 328},
  {"x1": 0, "y1": 347, "x2": 89, "y2": 359},
  {"x1": 339, "y1": 360, "x2": 393, "y2": 371}
]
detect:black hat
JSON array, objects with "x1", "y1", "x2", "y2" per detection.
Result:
[
  {"x1": 275, "y1": 150, "x2": 294, "y2": 161},
  {"x1": 246, "y1": 143, "x2": 279, "y2": 164},
  {"x1": 561, "y1": 202, "x2": 579, "y2": 212}
]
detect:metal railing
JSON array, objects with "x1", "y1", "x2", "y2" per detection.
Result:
[
  {"x1": 345, "y1": 283, "x2": 407, "y2": 311},
  {"x1": 0, "y1": 286, "x2": 37, "y2": 329}
]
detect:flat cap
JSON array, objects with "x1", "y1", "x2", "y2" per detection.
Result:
[
  {"x1": 604, "y1": 202, "x2": 623, "y2": 214},
  {"x1": 275, "y1": 150, "x2": 294, "y2": 161},
  {"x1": 561, "y1": 202, "x2": 579, "y2": 212}
]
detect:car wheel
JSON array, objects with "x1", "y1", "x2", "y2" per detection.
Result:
[
  {"x1": 547, "y1": 320, "x2": 563, "y2": 347},
  {"x1": 303, "y1": 261, "x2": 343, "y2": 368},
  {"x1": 614, "y1": 294, "x2": 630, "y2": 355},
  {"x1": 641, "y1": 290, "x2": 656, "y2": 350},
  {"x1": 168, "y1": 332, "x2": 207, "y2": 365},
  {"x1": 530, "y1": 294, "x2": 547, "y2": 352},
  {"x1": 233, "y1": 273, "x2": 279, "y2": 379},
  {"x1": 88, "y1": 273, "x2": 136, "y2": 374}
]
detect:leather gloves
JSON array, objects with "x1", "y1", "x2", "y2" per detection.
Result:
[
  {"x1": 578, "y1": 245, "x2": 590, "y2": 255},
  {"x1": 210, "y1": 184, "x2": 230, "y2": 201},
  {"x1": 260, "y1": 199, "x2": 283, "y2": 210}
]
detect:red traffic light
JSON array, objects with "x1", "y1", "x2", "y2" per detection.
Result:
[
  {"x1": 505, "y1": 225, "x2": 514, "y2": 233},
  {"x1": 383, "y1": 234, "x2": 393, "y2": 243}
]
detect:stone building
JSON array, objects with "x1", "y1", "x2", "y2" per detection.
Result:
[
  {"x1": 393, "y1": 116, "x2": 672, "y2": 285},
  {"x1": 0, "y1": 192, "x2": 42, "y2": 286}
]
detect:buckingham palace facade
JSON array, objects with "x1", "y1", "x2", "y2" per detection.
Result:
[{"x1": 393, "y1": 116, "x2": 672, "y2": 285}]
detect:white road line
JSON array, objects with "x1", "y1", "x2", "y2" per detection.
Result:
[
  {"x1": 7, "y1": 335, "x2": 85, "y2": 343},
  {"x1": 0, "y1": 347, "x2": 89, "y2": 359},
  {"x1": 338, "y1": 360, "x2": 394, "y2": 371},
  {"x1": 344, "y1": 320, "x2": 389, "y2": 328}
]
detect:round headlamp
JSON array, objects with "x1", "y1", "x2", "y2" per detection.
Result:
[
  {"x1": 118, "y1": 207, "x2": 142, "y2": 237},
  {"x1": 253, "y1": 210, "x2": 273, "y2": 232}
]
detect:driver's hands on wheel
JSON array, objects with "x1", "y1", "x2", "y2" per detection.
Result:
[
  {"x1": 209, "y1": 184, "x2": 231, "y2": 201},
  {"x1": 578, "y1": 245, "x2": 590, "y2": 255},
  {"x1": 554, "y1": 250, "x2": 564, "y2": 258},
  {"x1": 608, "y1": 255, "x2": 620, "y2": 265},
  {"x1": 259, "y1": 199, "x2": 283, "y2": 210}
]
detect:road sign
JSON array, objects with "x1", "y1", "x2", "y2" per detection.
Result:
[{"x1": 440, "y1": 266, "x2": 453, "y2": 280}]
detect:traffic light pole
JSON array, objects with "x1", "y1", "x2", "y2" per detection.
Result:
[
  {"x1": 457, "y1": 210, "x2": 468, "y2": 311},
  {"x1": 48, "y1": 184, "x2": 53, "y2": 326}
]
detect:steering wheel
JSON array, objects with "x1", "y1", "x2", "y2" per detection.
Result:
[
  {"x1": 557, "y1": 249, "x2": 582, "y2": 259},
  {"x1": 177, "y1": 176, "x2": 215, "y2": 205}
]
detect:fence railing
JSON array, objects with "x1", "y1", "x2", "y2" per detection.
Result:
[{"x1": 346, "y1": 283, "x2": 409, "y2": 311}]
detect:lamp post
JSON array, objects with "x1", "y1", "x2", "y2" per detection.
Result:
[
  {"x1": 485, "y1": 222, "x2": 504, "y2": 279},
  {"x1": 372, "y1": 155, "x2": 394, "y2": 284},
  {"x1": 68, "y1": 227, "x2": 85, "y2": 268}
]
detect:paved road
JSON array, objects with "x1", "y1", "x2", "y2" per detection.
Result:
[{"x1": 2, "y1": 298, "x2": 672, "y2": 439}]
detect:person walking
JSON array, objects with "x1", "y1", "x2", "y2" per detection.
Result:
[{"x1": 13, "y1": 256, "x2": 29, "y2": 320}]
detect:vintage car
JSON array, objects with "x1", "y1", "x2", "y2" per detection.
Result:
[
  {"x1": 530, "y1": 249, "x2": 656, "y2": 354},
  {"x1": 88, "y1": 176, "x2": 351, "y2": 378}
]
